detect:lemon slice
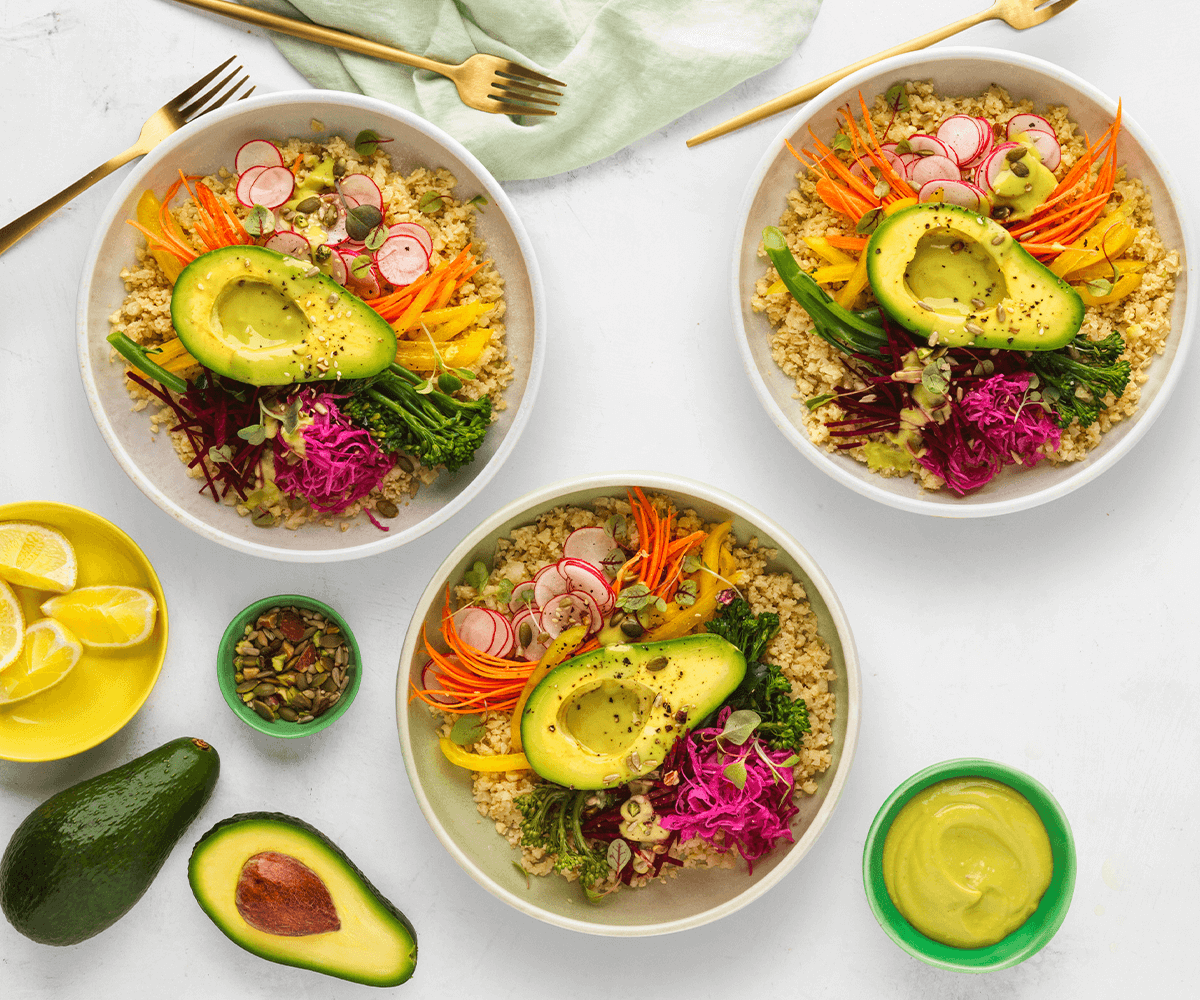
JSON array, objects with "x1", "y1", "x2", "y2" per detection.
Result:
[
  {"x1": 0, "y1": 579, "x2": 24, "y2": 672},
  {"x1": 0, "y1": 522, "x2": 78, "y2": 593},
  {"x1": 40, "y1": 585, "x2": 158, "y2": 648},
  {"x1": 0, "y1": 619, "x2": 83, "y2": 705}
]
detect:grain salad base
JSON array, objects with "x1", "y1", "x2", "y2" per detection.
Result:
[
  {"x1": 752, "y1": 81, "x2": 1182, "y2": 492},
  {"x1": 108, "y1": 134, "x2": 512, "y2": 530},
  {"x1": 431, "y1": 495, "x2": 836, "y2": 892}
]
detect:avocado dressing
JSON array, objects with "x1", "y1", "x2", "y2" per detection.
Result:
[
  {"x1": 903, "y1": 228, "x2": 1007, "y2": 315},
  {"x1": 882, "y1": 776, "x2": 1053, "y2": 949},
  {"x1": 215, "y1": 280, "x2": 311, "y2": 350}
]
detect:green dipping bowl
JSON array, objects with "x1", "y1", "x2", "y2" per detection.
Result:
[
  {"x1": 862, "y1": 758, "x2": 1076, "y2": 972},
  {"x1": 217, "y1": 595, "x2": 361, "y2": 738}
]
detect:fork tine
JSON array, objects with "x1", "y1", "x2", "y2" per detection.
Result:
[
  {"x1": 177, "y1": 66, "x2": 244, "y2": 120},
  {"x1": 190, "y1": 75, "x2": 253, "y2": 119},
  {"x1": 486, "y1": 98, "x2": 557, "y2": 117},
  {"x1": 490, "y1": 84, "x2": 560, "y2": 108},
  {"x1": 1034, "y1": 0, "x2": 1081, "y2": 23},
  {"x1": 493, "y1": 78, "x2": 564, "y2": 100},
  {"x1": 168, "y1": 56, "x2": 238, "y2": 108},
  {"x1": 495, "y1": 63, "x2": 566, "y2": 89}
]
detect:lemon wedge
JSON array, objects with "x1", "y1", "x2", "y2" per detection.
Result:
[
  {"x1": 0, "y1": 619, "x2": 83, "y2": 705},
  {"x1": 0, "y1": 579, "x2": 24, "y2": 672},
  {"x1": 40, "y1": 585, "x2": 158, "y2": 648},
  {"x1": 0, "y1": 522, "x2": 78, "y2": 593}
]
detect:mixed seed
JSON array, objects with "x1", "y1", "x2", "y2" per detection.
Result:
[{"x1": 233, "y1": 606, "x2": 352, "y2": 724}]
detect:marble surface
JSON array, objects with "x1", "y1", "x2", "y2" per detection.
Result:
[{"x1": 1, "y1": 1, "x2": 1197, "y2": 996}]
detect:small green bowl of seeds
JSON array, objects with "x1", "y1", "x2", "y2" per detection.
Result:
[{"x1": 218, "y1": 595, "x2": 361, "y2": 738}]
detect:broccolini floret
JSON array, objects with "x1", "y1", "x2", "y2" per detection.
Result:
[
  {"x1": 515, "y1": 785, "x2": 610, "y2": 893},
  {"x1": 1026, "y1": 332, "x2": 1132, "y2": 429},
  {"x1": 342, "y1": 363, "x2": 491, "y2": 472}
]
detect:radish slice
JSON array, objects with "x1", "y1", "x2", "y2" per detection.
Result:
[
  {"x1": 904, "y1": 134, "x2": 952, "y2": 159},
  {"x1": 235, "y1": 164, "x2": 267, "y2": 206},
  {"x1": 338, "y1": 173, "x2": 383, "y2": 211},
  {"x1": 455, "y1": 607, "x2": 513, "y2": 657},
  {"x1": 849, "y1": 157, "x2": 880, "y2": 183},
  {"x1": 264, "y1": 230, "x2": 312, "y2": 259},
  {"x1": 908, "y1": 154, "x2": 963, "y2": 188},
  {"x1": 1006, "y1": 113, "x2": 1054, "y2": 140},
  {"x1": 562, "y1": 527, "x2": 619, "y2": 573},
  {"x1": 1021, "y1": 128, "x2": 1062, "y2": 171},
  {"x1": 509, "y1": 581, "x2": 537, "y2": 614},
  {"x1": 319, "y1": 251, "x2": 347, "y2": 285},
  {"x1": 512, "y1": 606, "x2": 547, "y2": 661},
  {"x1": 342, "y1": 253, "x2": 381, "y2": 297},
  {"x1": 936, "y1": 115, "x2": 987, "y2": 166},
  {"x1": 893, "y1": 151, "x2": 921, "y2": 180},
  {"x1": 559, "y1": 557, "x2": 615, "y2": 615},
  {"x1": 533, "y1": 563, "x2": 570, "y2": 608},
  {"x1": 420, "y1": 659, "x2": 459, "y2": 704},
  {"x1": 246, "y1": 165, "x2": 296, "y2": 210},
  {"x1": 376, "y1": 235, "x2": 430, "y2": 286},
  {"x1": 235, "y1": 139, "x2": 284, "y2": 174},
  {"x1": 483, "y1": 609, "x2": 514, "y2": 657},
  {"x1": 389, "y1": 222, "x2": 433, "y2": 256},
  {"x1": 540, "y1": 592, "x2": 601, "y2": 639},
  {"x1": 959, "y1": 132, "x2": 995, "y2": 171},
  {"x1": 918, "y1": 178, "x2": 990, "y2": 212},
  {"x1": 319, "y1": 194, "x2": 349, "y2": 245},
  {"x1": 976, "y1": 143, "x2": 1022, "y2": 192}
]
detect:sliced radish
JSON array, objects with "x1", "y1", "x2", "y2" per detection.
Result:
[
  {"x1": 1006, "y1": 113, "x2": 1054, "y2": 139},
  {"x1": 893, "y1": 151, "x2": 921, "y2": 180},
  {"x1": 246, "y1": 165, "x2": 296, "y2": 210},
  {"x1": 235, "y1": 164, "x2": 267, "y2": 206},
  {"x1": 959, "y1": 132, "x2": 995, "y2": 171},
  {"x1": 389, "y1": 221, "x2": 433, "y2": 257},
  {"x1": 562, "y1": 527, "x2": 618, "y2": 571},
  {"x1": 533, "y1": 563, "x2": 571, "y2": 608},
  {"x1": 540, "y1": 592, "x2": 601, "y2": 639},
  {"x1": 908, "y1": 154, "x2": 962, "y2": 188},
  {"x1": 235, "y1": 139, "x2": 284, "y2": 174},
  {"x1": 376, "y1": 235, "x2": 430, "y2": 286},
  {"x1": 455, "y1": 606, "x2": 498, "y2": 653},
  {"x1": 976, "y1": 143, "x2": 1022, "y2": 192},
  {"x1": 918, "y1": 178, "x2": 990, "y2": 212},
  {"x1": 512, "y1": 606, "x2": 548, "y2": 661},
  {"x1": 420, "y1": 659, "x2": 460, "y2": 704},
  {"x1": 264, "y1": 230, "x2": 312, "y2": 260},
  {"x1": 319, "y1": 251, "x2": 347, "y2": 285},
  {"x1": 319, "y1": 194, "x2": 349, "y2": 245},
  {"x1": 904, "y1": 134, "x2": 952, "y2": 159},
  {"x1": 1021, "y1": 128, "x2": 1061, "y2": 171},
  {"x1": 482, "y1": 609, "x2": 514, "y2": 657},
  {"x1": 508, "y1": 580, "x2": 537, "y2": 615},
  {"x1": 849, "y1": 157, "x2": 880, "y2": 183},
  {"x1": 338, "y1": 173, "x2": 383, "y2": 211},
  {"x1": 560, "y1": 557, "x2": 615, "y2": 615},
  {"x1": 937, "y1": 115, "x2": 987, "y2": 166}
]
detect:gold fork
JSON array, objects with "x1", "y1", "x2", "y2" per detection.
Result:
[
  {"x1": 687, "y1": 0, "x2": 1081, "y2": 147},
  {"x1": 171, "y1": 0, "x2": 565, "y2": 116},
  {"x1": 0, "y1": 57, "x2": 254, "y2": 255}
]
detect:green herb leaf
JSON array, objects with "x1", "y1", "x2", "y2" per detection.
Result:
[
  {"x1": 895, "y1": 138, "x2": 913, "y2": 155},
  {"x1": 511, "y1": 860, "x2": 531, "y2": 889},
  {"x1": 723, "y1": 761, "x2": 748, "y2": 790},
  {"x1": 778, "y1": 754, "x2": 801, "y2": 768},
  {"x1": 1085, "y1": 276, "x2": 1116, "y2": 297},
  {"x1": 605, "y1": 513, "x2": 627, "y2": 540},
  {"x1": 720, "y1": 709, "x2": 761, "y2": 746},
  {"x1": 922, "y1": 357, "x2": 951, "y2": 396},
  {"x1": 467, "y1": 194, "x2": 489, "y2": 209},
  {"x1": 345, "y1": 203, "x2": 383, "y2": 242},
  {"x1": 243, "y1": 205, "x2": 276, "y2": 238},
  {"x1": 437, "y1": 373, "x2": 463, "y2": 393},
  {"x1": 830, "y1": 131, "x2": 852, "y2": 152},
  {"x1": 616, "y1": 583, "x2": 654, "y2": 612},
  {"x1": 496, "y1": 579, "x2": 514, "y2": 602},
  {"x1": 350, "y1": 253, "x2": 374, "y2": 280},
  {"x1": 855, "y1": 207, "x2": 884, "y2": 235},
  {"x1": 607, "y1": 839, "x2": 632, "y2": 873},
  {"x1": 207, "y1": 444, "x2": 233, "y2": 465},
  {"x1": 237, "y1": 423, "x2": 267, "y2": 445},
  {"x1": 873, "y1": 178, "x2": 891, "y2": 199},
  {"x1": 418, "y1": 191, "x2": 444, "y2": 214},
  {"x1": 450, "y1": 714, "x2": 487, "y2": 745},
  {"x1": 463, "y1": 560, "x2": 489, "y2": 591},
  {"x1": 884, "y1": 82, "x2": 910, "y2": 112},
  {"x1": 682, "y1": 553, "x2": 702, "y2": 574},
  {"x1": 448, "y1": 365, "x2": 476, "y2": 382},
  {"x1": 364, "y1": 224, "x2": 388, "y2": 251},
  {"x1": 805, "y1": 392, "x2": 835, "y2": 410},
  {"x1": 353, "y1": 128, "x2": 391, "y2": 157},
  {"x1": 675, "y1": 580, "x2": 698, "y2": 608}
]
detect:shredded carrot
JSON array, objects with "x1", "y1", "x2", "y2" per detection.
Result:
[
  {"x1": 366, "y1": 246, "x2": 474, "y2": 323},
  {"x1": 290, "y1": 153, "x2": 305, "y2": 173},
  {"x1": 626, "y1": 488, "x2": 705, "y2": 601},
  {"x1": 824, "y1": 234, "x2": 870, "y2": 251}
]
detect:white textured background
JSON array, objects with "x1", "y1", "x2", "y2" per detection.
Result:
[{"x1": 1, "y1": 1, "x2": 1197, "y2": 997}]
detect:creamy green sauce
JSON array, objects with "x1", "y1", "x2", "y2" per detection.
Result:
[
  {"x1": 882, "y1": 777, "x2": 1053, "y2": 949},
  {"x1": 903, "y1": 229, "x2": 1007, "y2": 314},
  {"x1": 990, "y1": 139, "x2": 1057, "y2": 221},
  {"x1": 215, "y1": 280, "x2": 311, "y2": 350}
]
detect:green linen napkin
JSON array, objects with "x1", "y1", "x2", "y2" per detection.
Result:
[{"x1": 246, "y1": 0, "x2": 822, "y2": 181}]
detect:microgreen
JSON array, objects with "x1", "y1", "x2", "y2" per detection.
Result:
[
  {"x1": 873, "y1": 178, "x2": 891, "y2": 199},
  {"x1": 605, "y1": 513, "x2": 627, "y2": 540},
  {"x1": 616, "y1": 583, "x2": 666, "y2": 614},
  {"x1": 884, "y1": 82, "x2": 910, "y2": 112},
  {"x1": 463, "y1": 560, "x2": 489, "y2": 591},
  {"x1": 450, "y1": 714, "x2": 487, "y2": 745},
  {"x1": 805, "y1": 392, "x2": 835, "y2": 410},
  {"x1": 418, "y1": 190, "x2": 444, "y2": 213},
  {"x1": 350, "y1": 253, "x2": 374, "y2": 281},
  {"x1": 511, "y1": 860, "x2": 531, "y2": 889},
  {"x1": 719, "y1": 709, "x2": 761, "y2": 746},
  {"x1": 607, "y1": 839, "x2": 632, "y2": 874},
  {"x1": 723, "y1": 761, "x2": 748, "y2": 790},
  {"x1": 830, "y1": 131, "x2": 852, "y2": 152},
  {"x1": 438, "y1": 373, "x2": 463, "y2": 393},
  {"x1": 496, "y1": 579, "x2": 514, "y2": 602},
  {"x1": 207, "y1": 444, "x2": 233, "y2": 465},
  {"x1": 922, "y1": 357, "x2": 951, "y2": 396},
  {"x1": 675, "y1": 580, "x2": 698, "y2": 608},
  {"x1": 345, "y1": 203, "x2": 383, "y2": 242},
  {"x1": 895, "y1": 138, "x2": 913, "y2": 154},
  {"x1": 364, "y1": 224, "x2": 389, "y2": 251},
  {"x1": 855, "y1": 207, "x2": 884, "y2": 235},
  {"x1": 467, "y1": 194, "x2": 489, "y2": 209},
  {"x1": 243, "y1": 205, "x2": 276, "y2": 237},
  {"x1": 353, "y1": 128, "x2": 392, "y2": 157},
  {"x1": 601, "y1": 548, "x2": 626, "y2": 574},
  {"x1": 237, "y1": 423, "x2": 267, "y2": 445}
]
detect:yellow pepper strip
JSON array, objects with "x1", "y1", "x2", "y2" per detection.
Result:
[
  {"x1": 764, "y1": 279, "x2": 786, "y2": 295},
  {"x1": 404, "y1": 301, "x2": 494, "y2": 341},
  {"x1": 135, "y1": 190, "x2": 187, "y2": 283},
  {"x1": 834, "y1": 252, "x2": 870, "y2": 310},
  {"x1": 1050, "y1": 202, "x2": 1136, "y2": 277},
  {"x1": 1068, "y1": 258, "x2": 1147, "y2": 283},
  {"x1": 884, "y1": 196, "x2": 918, "y2": 216},
  {"x1": 811, "y1": 262, "x2": 857, "y2": 285},
  {"x1": 438, "y1": 738, "x2": 529, "y2": 772},
  {"x1": 802, "y1": 236, "x2": 855, "y2": 267},
  {"x1": 148, "y1": 338, "x2": 203, "y2": 378},
  {"x1": 645, "y1": 520, "x2": 731, "y2": 642},
  {"x1": 1074, "y1": 272, "x2": 1143, "y2": 306},
  {"x1": 509, "y1": 624, "x2": 588, "y2": 752},
  {"x1": 394, "y1": 327, "x2": 491, "y2": 371}
]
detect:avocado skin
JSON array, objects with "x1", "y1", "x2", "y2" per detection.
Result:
[
  {"x1": 0, "y1": 737, "x2": 219, "y2": 946},
  {"x1": 188, "y1": 811, "x2": 417, "y2": 987}
]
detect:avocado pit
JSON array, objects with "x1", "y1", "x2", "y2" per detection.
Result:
[{"x1": 235, "y1": 851, "x2": 341, "y2": 936}]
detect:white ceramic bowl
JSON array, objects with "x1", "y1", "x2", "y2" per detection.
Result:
[
  {"x1": 396, "y1": 472, "x2": 861, "y2": 935},
  {"x1": 78, "y1": 91, "x2": 544, "y2": 561},
  {"x1": 732, "y1": 47, "x2": 1194, "y2": 517}
]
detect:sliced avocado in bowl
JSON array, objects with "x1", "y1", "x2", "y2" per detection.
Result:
[
  {"x1": 171, "y1": 246, "x2": 397, "y2": 386},
  {"x1": 520, "y1": 634, "x2": 747, "y2": 789},
  {"x1": 866, "y1": 204, "x2": 1083, "y2": 351},
  {"x1": 188, "y1": 812, "x2": 416, "y2": 987}
]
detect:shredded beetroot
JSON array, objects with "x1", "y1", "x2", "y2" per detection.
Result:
[
  {"x1": 961, "y1": 372, "x2": 1061, "y2": 466},
  {"x1": 272, "y1": 389, "x2": 394, "y2": 515},
  {"x1": 658, "y1": 709, "x2": 799, "y2": 871}
]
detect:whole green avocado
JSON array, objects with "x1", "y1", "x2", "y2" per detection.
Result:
[{"x1": 0, "y1": 736, "x2": 220, "y2": 945}]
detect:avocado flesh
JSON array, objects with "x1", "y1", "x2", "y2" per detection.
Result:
[
  {"x1": 171, "y1": 245, "x2": 396, "y2": 386},
  {"x1": 866, "y1": 204, "x2": 1083, "y2": 351},
  {"x1": 188, "y1": 812, "x2": 416, "y2": 987},
  {"x1": 0, "y1": 737, "x2": 219, "y2": 945},
  {"x1": 520, "y1": 635, "x2": 747, "y2": 790}
]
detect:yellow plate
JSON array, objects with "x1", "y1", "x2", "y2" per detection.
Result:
[{"x1": 0, "y1": 502, "x2": 168, "y2": 761}]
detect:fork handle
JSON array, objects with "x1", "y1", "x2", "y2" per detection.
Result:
[
  {"x1": 686, "y1": 5, "x2": 998, "y2": 147},
  {"x1": 0, "y1": 144, "x2": 146, "y2": 256},
  {"x1": 171, "y1": 0, "x2": 450, "y2": 74}
]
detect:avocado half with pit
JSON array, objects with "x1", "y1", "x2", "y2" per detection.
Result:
[
  {"x1": 171, "y1": 246, "x2": 396, "y2": 386},
  {"x1": 188, "y1": 812, "x2": 416, "y2": 987},
  {"x1": 520, "y1": 634, "x2": 746, "y2": 790},
  {"x1": 866, "y1": 204, "x2": 1083, "y2": 351}
]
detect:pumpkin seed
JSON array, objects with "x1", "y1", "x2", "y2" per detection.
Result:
[
  {"x1": 278, "y1": 707, "x2": 299, "y2": 722},
  {"x1": 236, "y1": 680, "x2": 259, "y2": 694},
  {"x1": 295, "y1": 196, "x2": 322, "y2": 214},
  {"x1": 251, "y1": 700, "x2": 275, "y2": 722},
  {"x1": 376, "y1": 499, "x2": 399, "y2": 518}
]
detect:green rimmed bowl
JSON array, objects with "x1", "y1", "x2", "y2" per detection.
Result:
[
  {"x1": 217, "y1": 595, "x2": 360, "y2": 738},
  {"x1": 863, "y1": 758, "x2": 1076, "y2": 972}
]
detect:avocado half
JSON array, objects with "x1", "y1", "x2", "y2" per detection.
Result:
[
  {"x1": 171, "y1": 246, "x2": 396, "y2": 386},
  {"x1": 520, "y1": 634, "x2": 747, "y2": 789},
  {"x1": 866, "y1": 204, "x2": 1083, "y2": 351},
  {"x1": 188, "y1": 812, "x2": 416, "y2": 987}
]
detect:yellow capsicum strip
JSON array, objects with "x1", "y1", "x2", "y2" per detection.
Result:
[
  {"x1": 438, "y1": 738, "x2": 530, "y2": 772},
  {"x1": 509, "y1": 624, "x2": 589, "y2": 753},
  {"x1": 1075, "y1": 272, "x2": 1143, "y2": 306},
  {"x1": 394, "y1": 327, "x2": 491, "y2": 371},
  {"x1": 644, "y1": 520, "x2": 731, "y2": 642},
  {"x1": 135, "y1": 190, "x2": 188, "y2": 283},
  {"x1": 833, "y1": 252, "x2": 870, "y2": 310},
  {"x1": 405, "y1": 301, "x2": 494, "y2": 342}
]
